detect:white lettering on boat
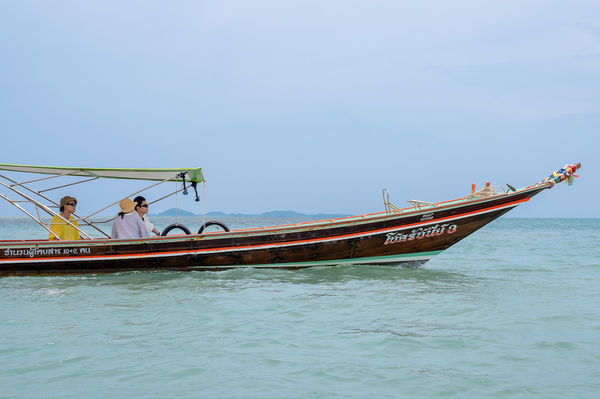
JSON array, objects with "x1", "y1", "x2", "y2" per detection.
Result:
[
  {"x1": 420, "y1": 213, "x2": 434, "y2": 221},
  {"x1": 383, "y1": 223, "x2": 457, "y2": 245},
  {"x1": 4, "y1": 247, "x2": 92, "y2": 257}
]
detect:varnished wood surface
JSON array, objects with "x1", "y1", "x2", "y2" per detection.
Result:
[{"x1": 0, "y1": 187, "x2": 545, "y2": 276}]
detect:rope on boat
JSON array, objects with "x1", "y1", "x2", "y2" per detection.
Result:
[
  {"x1": 175, "y1": 179, "x2": 179, "y2": 222},
  {"x1": 467, "y1": 185, "x2": 504, "y2": 199},
  {"x1": 202, "y1": 181, "x2": 206, "y2": 231}
]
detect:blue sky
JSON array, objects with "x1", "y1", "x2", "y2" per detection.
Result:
[{"x1": 0, "y1": 1, "x2": 597, "y2": 217}]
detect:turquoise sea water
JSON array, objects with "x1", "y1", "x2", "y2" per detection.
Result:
[{"x1": 1, "y1": 217, "x2": 599, "y2": 398}]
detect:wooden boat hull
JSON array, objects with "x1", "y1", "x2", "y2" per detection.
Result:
[{"x1": 0, "y1": 185, "x2": 546, "y2": 276}]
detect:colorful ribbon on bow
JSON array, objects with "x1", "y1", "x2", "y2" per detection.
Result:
[{"x1": 543, "y1": 163, "x2": 581, "y2": 187}]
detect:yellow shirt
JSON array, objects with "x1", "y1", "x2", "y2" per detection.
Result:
[{"x1": 48, "y1": 215, "x2": 80, "y2": 241}]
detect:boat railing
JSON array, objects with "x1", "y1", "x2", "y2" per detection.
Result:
[
  {"x1": 406, "y1": 199, "x2": 437, "y2": 209},
  {"x1": 382, "y1": 188, "x2": 439, "y2": 214},
  {"x1": 382, "y1": 189, "x2": 402, "y2": 214}
]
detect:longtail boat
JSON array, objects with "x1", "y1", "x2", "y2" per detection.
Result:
[{"x1": 0, "y1": 163, "x2": 581, "y2": 276}]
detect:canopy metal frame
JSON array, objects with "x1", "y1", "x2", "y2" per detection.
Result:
[{"x1": 0, "y1": 169, "x2": 199, "y2": 240}]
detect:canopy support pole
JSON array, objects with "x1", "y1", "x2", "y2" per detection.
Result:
[
  {"x1": 82, "y1": 174, "x2": 182, "y2": 220},
  {"x1": 39, "y1": 177, "x2": 100, "y2": 193},
  {"x1": 0, "y1": 193, "x2": 60, "y2": 239},
  {"x1": 1, "y1": 174, "x2": 109, "y2": 238},
  {"x1": 0, "y1": 181, "x2": 93, "y2": 239},
  {"x1": 202, "y1": 181, "x2": 206, "y2": 233}
]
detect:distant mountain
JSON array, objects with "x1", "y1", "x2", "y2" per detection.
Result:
[
  {"x1": 151, "y1": 208, "x2": 348, "y2": 218},
  {"x1": 258, "y1": 210, "x2": 349, "y2": 218},
  {"x1": 208, "y1": 210, "x2": 349, "y2": 218},
  {"x1": 259, "y1": 210, "x2": 306, "y2": 218},
  {"x1": 154, "y1": 208, "x2": 197, "y2": 217}
]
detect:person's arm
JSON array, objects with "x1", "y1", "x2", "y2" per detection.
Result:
[
  {"x1": 146, "y1": 216, "x2": 160, "y2": 236},
  {"x1": 111, "y1": 221, "x2": 118, "y2": 239}
]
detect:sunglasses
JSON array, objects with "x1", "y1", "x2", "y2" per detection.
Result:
[
  {"x1": 66, "y1": 202, "x2": 77, "y2": 206},
  {"x1": 140, "y1": 204, "x2": 149, "y2": 208}
]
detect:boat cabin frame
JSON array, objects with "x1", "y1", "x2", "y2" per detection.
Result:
[{"x1": 0, "y1": 165, "x2": 205, "y2": 240}]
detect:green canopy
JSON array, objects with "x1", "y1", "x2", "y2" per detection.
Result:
[{"x1": 0, "y1": 164, "x2": 204, "y2": 183}]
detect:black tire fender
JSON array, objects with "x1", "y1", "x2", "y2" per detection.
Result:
[
  {"x1": 198, "y1": 221, "x2": 230, "y2": 234},
  {"x1": 161, "y1": 223, "x2": 192, "y2": 236}
]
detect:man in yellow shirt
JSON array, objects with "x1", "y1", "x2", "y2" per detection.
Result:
[{"x1": 49, "y1": 196, "x2": 80, "y2": 240}]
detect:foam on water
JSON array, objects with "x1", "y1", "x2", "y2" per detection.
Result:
[{"x1": 1, "y1": 217, "x2": 599, "y2": 398}]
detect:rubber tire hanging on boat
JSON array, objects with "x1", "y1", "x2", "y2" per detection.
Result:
[
  {"x1": 161, "y1": 223, "x2": 192, "y2": 236},
  {"x1": 198, "y1": 221, "x2": 230, "y2": 234}
]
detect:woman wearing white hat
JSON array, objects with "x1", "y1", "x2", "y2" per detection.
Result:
[{"x1": 111, "y1": 198, "x2": 151, "y2": 239}]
